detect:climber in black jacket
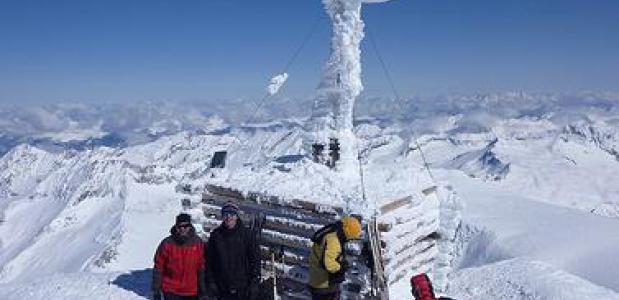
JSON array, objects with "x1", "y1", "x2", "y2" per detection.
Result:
[{"x1": 206, "y1": 202, "x2": 260, "y2": 300}]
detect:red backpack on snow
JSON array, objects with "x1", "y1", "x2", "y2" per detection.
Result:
[
  {"x1": 410, "y1": 273, "x2": 456, "y2": 300},
  {"x1": 410, "y1": 273, "x2": 437, "y2": 300}
]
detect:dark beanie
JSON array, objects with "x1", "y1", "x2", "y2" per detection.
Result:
[
  {"x1": 221, "y1": 202, "x2": 239, "y2": 216},
  {"x1": 176, "y1": 213, "x2": 191, "y2": 225}
]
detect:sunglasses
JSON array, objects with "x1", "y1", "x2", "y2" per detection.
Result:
[
  {"x1": 177, "y1": 223, "x2": 192, "y2": 229},
  {"x1": 222, "y1": 212, "x2": 237, "y2": 218}
]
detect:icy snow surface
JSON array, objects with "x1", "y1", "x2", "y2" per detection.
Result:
[
  {"x1": 444, "y1": 170, "x2": 619, "y2": 292},
  {"x1": 0, "y1": 272, "x2": 148, "y2": 300},
  {"x1": 1, "y1": 103, "x2": 619, "y2": 298}
]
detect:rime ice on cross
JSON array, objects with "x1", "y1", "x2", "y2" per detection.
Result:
[{"x1": 304, "y1": 0, "x2": 393, "y2": 171}]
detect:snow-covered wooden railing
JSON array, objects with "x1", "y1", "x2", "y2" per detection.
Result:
[
  {"x1": 199, "y1": 183, "x2": 450, "y2": 299},
  {"x1": 376, "y1": 187, "x2": 442, "y2": 285}
]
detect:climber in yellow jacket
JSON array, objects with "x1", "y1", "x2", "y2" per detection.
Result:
[{"x1": 308, "y1": 216, "x2": 362, "y2": 300}]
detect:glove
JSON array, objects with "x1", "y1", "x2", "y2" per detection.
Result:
[
  {"x1": 340, "y1": 259, "x2": 350, "y2": 272},
  {"x1": 152, "y1": 290, "x2": 162, "y2": 300},
  {"x1": 328, "y1": 259, "x2": 349, "y2": 285},
  {"x1": 328, "y1": 270, "x2": 346, "y2": 285}
]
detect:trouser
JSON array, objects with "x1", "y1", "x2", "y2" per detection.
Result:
[
  {"x1": 218, "y1": 291, "x2": 248, "y2": 300},
  {"x1": 311, "y1": 288, "x2": 340, "y2": 300},
  {"x1": 163, "y1": 292, "x2": 198, "y2": 300},
  {"x1": 218, "y1": 296, "x2": 245, "y2": 300}
]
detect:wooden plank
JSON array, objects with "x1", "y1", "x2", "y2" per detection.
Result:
[
  {"x1": 203, "y1": 194, "x2": 336, "y2": 226},
  {"x1": 202, "y1": 205, "x2": 322, "y2": 239},
  {"x1": 205, "y1": 184, "x2": 244, "y2": 199},
  {"x1": 205, "y1": 184, "x2": 344, "y2": 216},
  {"x1": 422, "y1": 185, "x2": 437, "y2": 196},
  {"x1": 377, "y1": 222, "x2": 392, "y2": 232},
  {"x1": 383, "y1": 240, "x2": 435, "y2": 266},
  {"x1": 263, "y1": 219, "x2": 319, "y2": 239},
  {"x1": 382, "y1": 227, "x2": 438, "y2": 258},
  {"x1": 391, "y1": 220, "x2": 439, "y2": 241},
  {"x1": 389, "y1": 257, "x2": 434, "y2": 284},
  {"x1": 379, "y1": 196, "x2": 412, "y2": 214},
  {"x1": 261, "y1": 229, "x2": 313, "y2": 251},
  {"x1": 259, "y1": 247, "x2": 308, "y2": 268},
  {"x1": 246, "y1": 191, "x2": 344, "y2": 216}
]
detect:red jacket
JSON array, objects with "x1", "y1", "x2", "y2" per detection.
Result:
[{"x1": 153, "y1": 231, "x2": 205, "y2": 296}]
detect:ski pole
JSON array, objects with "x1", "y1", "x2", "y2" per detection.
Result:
[{"x1": 272, "y1": 252, "x2": 279, "y2": 300}]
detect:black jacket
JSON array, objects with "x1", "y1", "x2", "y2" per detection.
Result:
[{"x1": 206, "y1": 220, "x2": 260, "y2": 299}]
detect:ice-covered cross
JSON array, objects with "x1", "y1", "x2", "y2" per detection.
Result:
[{"x1": 304, "y1": 0, "x2": 394, "y2": 170}]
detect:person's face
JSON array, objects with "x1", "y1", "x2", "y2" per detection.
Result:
[
  {"x1": 223, "y1": 213, "x2": 238, "y2": 229},
  {"x1": 176, "y1": 222, "x2": 192, "y2": 236}
]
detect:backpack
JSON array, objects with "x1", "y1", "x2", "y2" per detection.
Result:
[
  {"x1": 410, "y1": 273, "x2": 436, "y2": 300},
  {"x1": 311, "y1": 221, "x2": 347, "y2": 284},
  {"x1": 410, "y1": 273, "x2": 457, "y2": 300},
  {"x1": 311, "y1": 221, "x2": 345, "y2": 244}
]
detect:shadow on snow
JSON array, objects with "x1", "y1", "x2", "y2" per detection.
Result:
[{"x1": 111, "y1": 268, "x2": 152, "y2": 298}]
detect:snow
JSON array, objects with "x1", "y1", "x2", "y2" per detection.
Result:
[
  {"x1": 448, "y1": 259, "x2": 619, "y2": 300},
  {"x1": 266, "y1": 73, "x2": 289, "y2": 96},
  {"x1": 0, "y1": 118, "x2": 618, "y2": 298},
  {"x1": 100, "y1": 181, "x2": 181, "y2": 272},
  {"x1": 0, "y1": 0, "x2": 617, "y2": 296},
  {"x1": 443, "y1": 170, "x2": 619, "y2": 292},
  {"x1": 0, "y1": 134, "x2": 218, "y2": 283},
  {"x1": 386, "y1": 170, "x2": 619, "y2": 299},
  {"x1": 0, "y1": 272, "x2": 147, "y2": 300},
  {"x1": 416, "y1": 118, "x2": 619, "y2": 218},
  {"x1": 211, "y1": 126, "x2": 440, "y2": 218}
]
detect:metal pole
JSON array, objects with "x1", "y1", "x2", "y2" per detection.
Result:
[{"x1": 272, "y1": 252, "x2": 279, "y2": 300}]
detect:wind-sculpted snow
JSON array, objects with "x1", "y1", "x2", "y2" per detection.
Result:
[
  {"x1": 448, "y1": 258, "x2": 619, "y2": 300},
  {"x1": 445, "y1": 170, "x2": 619, "y2": 293}
]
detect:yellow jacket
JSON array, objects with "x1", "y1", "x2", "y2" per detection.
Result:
[{"x1": 308, "y1": 231, "x2": 343, "y2": 289}]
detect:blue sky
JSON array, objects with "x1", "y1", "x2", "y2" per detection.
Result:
[{"x1": 1, "y1": 0, "x2": 618, "y2": 103}]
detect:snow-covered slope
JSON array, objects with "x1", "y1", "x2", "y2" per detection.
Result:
[
  {"x1": 0, "y1": 272, "x2": 147, "y2": 300},
  {"x1": 0, "y1": 123, "x2": 329, "y2": 282},
  {"x1": 0, "y1": 133, "x2": 236, "y2": 282},
  {"x1": 445, "y1": 171, "x2": 619, "y2": 292},
  {"x1": 1, "y1": 92, "x2": 619, "y2": 298},
  {"x1": 418, "y1": 119, "x2": 619, "y2": 219}
]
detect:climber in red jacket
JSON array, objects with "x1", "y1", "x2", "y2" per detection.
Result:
[{"x1": 152, "y1": 213, "x2": 206, "y2": 300}]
